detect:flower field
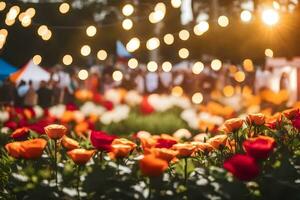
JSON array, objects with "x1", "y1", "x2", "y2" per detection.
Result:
[{"x1": 0, "y1": 89, "x2": 300, "y2": 200}]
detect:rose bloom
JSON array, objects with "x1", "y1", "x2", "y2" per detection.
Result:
[
  {"x1": 140, "y1": 137, "x2": 156, "y2": 151},
  {"x1": 282, "y1": 108, "x2": 299, "y2": 120},
  {"x1": 191, "y1": 142, "x2": 214, "y2": 153},
  {"x1": 67, "y1": 149, "x2": 95, "y2": 165},
  {"x1": 207, "y1": 134, "x2": 228, "y2": 149},
  {"x1": 292, "y1": 117, "x2": 300, "y2": 131},
  {"x1": 223, "y1": 154, "x2": 260, "y2": 181},
  {"x1": 172, "y1": 143, "x2": 196, "y2": 157},
  {"x1": 6, "y1": 139, "x2": 47, "y2": 159},
  {"x1": 112, "y1": 138, "x2": 137, "y2": 149},
  {"x1": 193, "y1": 133, "x2": 208, "y2": 142},
  {"x1": 247, "y1": 113, "x2": 265, "y2": 126},
  {"x1": 10, "y1": 127, "x2": 30, "y2": 140},
  {"x1": 139, "y1": 154, "x2": 168, "y2": 177},
  {"x1": 90, "y1": 130, "x2": 116, "y2": 152},
  {"x1": 155, "y1": 138, "x2": 177, "y2": 149},
  {"x1": 62, "y1": 136, "x2": 80, "y2": 150},
  {"x1": 5, "y1": 142, "x2": 23, "y2": 158},
  {"x1": 243, "y1": 136, "x2": 276, "y2": 160},
  {"x1": 44, "y1": 124, "x2": 67, "y2": 140},
  {"x1": 140, "y1": 97, "x2": 154, "y2": 115},
  {"x1": 151, "y1": 148, "x2": 178, "y2": 162},
  {"x1": 109, "y1": 144, "x2": 133, "y2": 159},
  {"x1": 265, "y1": 113, "x2": 282, "y2": 129},
  {"x1": 222, "y1": 118, "x2": 244, "y2": 133}
]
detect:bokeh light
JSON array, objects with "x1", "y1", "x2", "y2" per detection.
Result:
[
  {"x1": 240, "y1": 10, "x2": 252, "y2": 22},
  {"x1": 122, "y1": 18, "x2": 133, "y2": 30},
  {"x1": 33, "y1": 55, "x2": 42, "y2": 65},
  {"x1": 171, "y1": 0, "x2": 182, "y2": 8},
  {"x1": 81, "y1": 45, "x2": 91, "y2": 56},
  {"x1": 172, "y1": 86, "x2": 183, "y2": 97},
  {"x1": 234, "y1": 71, "x2": 246, "y2": 82},
  {"x1": 128, "y1": 58, "x2": 138, "y2": 69},
  {"x1": 262, "y1": 9, "x2": 279, "y2": 26},
  {"x1": 147, "y1": 61, "x2": 158, "y2": 72},
  {"x1": 211, "y1": 59, "x2": 222, "y2": 71},
  {"x1": 0, "y1": 1, "x2": 6, "y2": 11},
  {"x1": 122, "y1": 4, "x2": 134, "y2": 16},
  {"x1": 162, "y1": 61, "x2": 172, "y2": 72},
  {"x1": 86, "y1": 26, "x2": 97, "y2": 37},
  {"x1": 193, "y1": 21, "x2": 209, "y2": 36},
  {"x1": 192, "y1": 92, "x2": 203, "y2": 104},
  {"x1": 265, "y1": 48, "x2": 274, "y2": 57},
  {"x1": 179, "y1": 29, "x2": 190, "y2": 41},
  {"x1": 62, "y1": 55, "x2": 73, "y2": 66},
  {"x1": 192, "y1": 62, "x2": 204, "y2": 74},
  {"x1": 97, "y1": 50, "x2": 107, "y2": 61},
  {"x1": 146, "y1": 37, "x2": 160, "y2": 50},
  {"x1": 223, "y1": 85, "x2": 234, "y2": 97},
  {"x1": 218, "y1": 15, "x2": 229, "y2": 27},
  {"x1": 126, "y1": 37, "x2": 140, "y2": 52},
  {"x1": 243, "y1": 59, "x2": 254, "y2": 72},
  {"x1": 163, "y1": 34, "x2": 174, "y2": 45},
  {"x1": 178, "y1": 48, "x2": 189, "y2": 59},
  {"x1": 78, "y1": 69, "x2": 89, "y2": 80},
  {"x1": 59, "y1": 3, "x2": 70, "y2": 14},
  {"x1": 112, "y1": 70, "x2": 123, "y2": 82}
]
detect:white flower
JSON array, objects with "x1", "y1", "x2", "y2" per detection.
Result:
[
  {"x1": 148, "y1": 94, "x2": 173, "y2": 112},
  {"x1": 80, "y1": 101, "x2": 105, "y2": 117},
  {"x1": 73, "y1": 111, "x2": 85, "y2": 122},
  {"x1": 33, "y1": 105, "x2": 44, "y2": 118},
  {"x1": 124, "y1": 90, "x2": 142, "y2": 106},
  {"x1": 48, "y1": 104, "x2": 66, "y2": 119},
  {"x1": 100, "y1": 105, "x2": 130, "y2": 125},
  {"x1": 171, "y1": 96, "x2": 191, "y2": 109},
  {"x1": 0, "y1": 110, "x2": 9, "y2": 123},
  {"x1": 136, "y1": 131, "x2": 151, "y2": 139},
  {"x1": 104, "y1": 89, "x2": 122, "y2": 105},
  {"x1": 173, "y1": 129, "x2": 192, "y2": 140},
  {"x1": 198, "y1": 112, "x2": 224, "y2": 126},
  {"x1": 181, "y1": 109, "x2": 199, "y2": 129},
  {"x1": 1, "y1": 127, "x2": 10, "y2": 134}
]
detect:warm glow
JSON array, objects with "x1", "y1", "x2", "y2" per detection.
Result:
[
  {"x1": 42, "y1": 30, "x2": 52, "y2": 41},
  {"x1": 146, "y1": 37, "x2": 160, "y2": 50},
  {"x1": 25, "y1": 8, "x2": 36, "y2": 17},
  {"x1": 171, "y1": 0, "x2": 182, "y2": 8},
  {"x1": 0, "y1": 1, "x2": 6, "y2": 11},
  {"x1": 38, "y1": 25, "x2": 49, "y2": 36},
  {"x1": 147, "y1": 61, "x2": 158, "y2": 72},
  {"x1": 122, "y1": 18, "x2": 133, "y2": 30},
  {"x1": 59, "y1": 3, "x2": 70, "y2": 14},
  {"x1": 0, "y1": 29, "x2": 8, "y2": 49},
  {"x1": 97, "y1": 50, "x2": 108, "y2": 61},
  {"x1": 243, "y1": 59, "x2": 254, "y2": 72},
  {"x1": 162, "y1": 61, "x2": 172, "y2": 72},
  {"x1": 6, "y1": 6, "x2": 20, "y2": 21},
  {"x1": 172, "y1": 86, "x2": 183, "y2": 97},
  {"x1": 81, "y1": 45, "x2": 91, "y2": 56},
  {"x1": 86, "y1": 26, "x2": 97, "y2": 37},
  {"x1": 33, "y1": 55, "x2": 42, "y2": 65},
  {"x1": 234, "y1": 71, "x2": 246, "y2": 82},
  {"x1": 229, "y1": 65, "x2": 238, "y2": 74},
  {"x1": 78, "y1": 69, "x2": 89, "y2": 80},
  {"x1": 193, "y1": 21, "x2": 209, "y2": 36},
  {"x1": 122, "y1": 4, "x2": 134, "y2": 16},
  {"x1": 262, "y1": 9, "x2": 279, "y2": 26},
  {"x1": 178, "y1": 48, "x2": 189, "y2": 59},
  {"x1": 149, "y1": 9, "x2": 165, "y2": 23},
  {"x1": 128, "y1": 58, "x2": 138, "y2": 69},
  {"x1": 63, "y1": 55, "x2": 73, "y2": 66},
  {"x1": 223, "y1": 85, "x2": 234, "y2": 97},
  {"x1": 126, "y1": 37, "x2": 140, "y2": 52},
  {"x1": 112, "y1": 70, "x2": 123, "y2": 82},
  {"x1": 211, "y1": 59, "x2": 222, "y2": 71},
  {"x1": 192, "y1": 62, "x2": 204, "y2": 74},
  {"x1": 265, "y1": 48, "x2": 274, "y2": 57},
  {"x1": 218, "y1": 15, "x2": 229, "y2": 27},
  {"x1": 21, "y1": 15, "x2": 32, "y2": 27},
  {"x1": 273, "y1": 1, "x2": 280, "y2": 10},
  {"x1": 163, "y1": 34, "x2": 174, "y2": 45},
  {"x1": 179, "y1": 29, "x2": 190, "y2": 41},
  {"x1": 192, "y1": 92, "x2": 203, "y2": 104},
  {"x1": 240, "y1": 10, "x2": 252, "y2": 22}
]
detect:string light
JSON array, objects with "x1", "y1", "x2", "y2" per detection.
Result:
[
  {"x1": 122, "y1": 19, "x2": 133, "y2": 30},
  {"x1": 178, "y1": 48, "x2": 189, "y2": 59},
  {"x1": 86, "y1": 26, "x2": 97, "y2": 37},
  {"x1": 163, "y1": 34, "x2": 174, "y2": 45},
  {"x1": 112, "y1": 70, "x2": 123, "y2": 81},
  {"x1": 218, "y1": 15, "x2": 229, "y2": 27},
  {"x1": 25, "y1": 8, "x2": 36, "y2": 17},
  {"x1": 265, "y1": 48, "x2": 274, "y2": 57},
  {"x1": 97, "y1": 50, "x2": 107, "y2": 61},
  {"x1": 33, "y1": 55, "x2": 42, "y2": 65},
  {"x1": 128, "y1": 58, "x2": 138, "y2": 69},
  {"x1": 172, "y1": 86, "x2": 183, "y2": 97},
  {"x1": 193, "y1": 21, "x2": 209, "y2": 36},
  {"x1": 192, "y1": 62, "x2": 204, "y2": 74},
  {"x1": 63, "y1": 55, "x2": 73, "y2": 65},
  {"x1": 211, "y1": 59, "x2": 222, "y2": 71},
  {"x1": 0, "y1": 1, "x2": 6, "y2": 11},
  {"x1": 262, "y1": 9, "x2": 279, "y2": 26},
  {"x1": 42, "y1": 30, "x2": 52, "y2": 41},
  {"x1": 147, "y1": 61, "x2": 158, "y2": 72},
  {"x1": 81, "y1": 45, "x2": 91, "y2": 56},
  {"x1": 5, "y1": 6, "x2": 20, "y2": 26},
  {"x1": 126, "y1": 37, "x2": 140, "y2": 52},
  {"x1": 122, "y1": 4, "x2": 134, "y2": 16},
  {"x1": 234, "y1": 71, "x2": 246, "y2": 82},
  {"x1": 78, "y1": 69, "x2": 89, "y2": 80},
  {"x1": 240, "y1": 10, "x2": 252, "y2": 22},
  {"x1": 146, "y1": 37, "x2": 160, "y2": 50},
  {"x1": 243, "y1": 59, "x2": 254, "y2": 72},
  {"x1": 223, "y1": 85, "x2": 234, "y2": 97},
  {"x1": 38, "y1": 25, "x2": 48, "y2": 36},
  {"x1": 0, "y1": 29, "x2": 8, "y2": 49},
  {"x1": 162, "y1": 61, "x2": 172, "y2": 72},
  {"x1": 192, "y1": 92, "x2": 203, "y2": 104},
  {"x1": 59, "y1": 3, "x2": 70, "y2": 14},
  {"x1": 179, "y1": 29, "x2": 190, "y2": 41},
  {"x1": 171, "y1": 0, "x2": 182, "y2": 8}
]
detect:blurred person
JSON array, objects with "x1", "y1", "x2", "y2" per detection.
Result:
[
  {"x1": 134, "y1": 68, "x2": 145, "y2": 94},
  {"x1": 37, "y1": 81, "x2": 53, "y2": 108},
  {"x1": 159, "y1": 69, "x2": 173, "y2": 93},
  {"x1": 24, "y1": 80, "x2": 37, "y2": 107},
  {"x1": 15, "y1": 80, "x2": 29, "y2": 107},
  {"x1": 0, "y1": 78, "x2": 15, "y2": 106},
  {"x1": 145, "y1": 70, "x2": 159, "y2": 94}
]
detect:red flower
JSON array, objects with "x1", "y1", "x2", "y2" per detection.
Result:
[
  {"x1": 224, "y1": 154, "x2": 260, "y2": 181},
  {"x1": 155, "y1": 138, "x2": 177, "y2": 149},
  {"x1": 4, "y1": 121, "x2": 18, "y2": 129},
  {"x1": 10, "y1": 127, "x2": 30, "y2": 140},
  {"x1": 140, "y1": 97, "x2": 154, "y2": 115},
  {"x1": 292, "y1": 117, "x2": 300, "y2": 131},
  {"x1": 243, "y1": 136, "x2": 276, "y2": 160},
  {"x1": 102, "y1": 100, "x2": 114, "y2": 111},
  {"x1": 66, "y1": 103, "x2": 78, "y2": 111},
  {"x1": 90, "y1": 130, "x2": 117, "y2": 152}
]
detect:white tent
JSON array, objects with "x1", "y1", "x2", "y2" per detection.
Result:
[{"x1": 10, "y1": 60, "x2": 50, "y2": 88}]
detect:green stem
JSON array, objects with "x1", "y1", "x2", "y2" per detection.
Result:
[
  {"x1": 184, "y1": 157, "x2": 188, "y2": 184},
  {"x1": 54, "y1": 139, "x2": 58, "y2": 189},
  {"x1": 77, "y1": 166, "x2": 81, "y2": 200},
  {"x1": 148, "y1": 178, "x2": 152, "y2": 200}
]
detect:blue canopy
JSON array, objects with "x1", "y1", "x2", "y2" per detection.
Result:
[
  {"x1": 116, "y1": 40, "x2": 132, "y2": 58},
  {"x1": 0, "y1": 59, "x2": 18, "y2": 81}
]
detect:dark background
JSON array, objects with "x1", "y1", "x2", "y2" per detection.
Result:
[{"x1": 1, "y1": 0, "x2": 300, "y2": 68}]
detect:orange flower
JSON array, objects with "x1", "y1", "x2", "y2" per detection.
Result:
[
  {"x1": 282, "y1": 108, "x2": 299, "y2": 120},
  {"x1": 62, "y1": 136, "x2": 80, "y2": 150},
  {"x1": 75, "y1": 89, "x2": 93, "y2": 101},
  {"x1": 151, "y1": 148, "x2": 178, "y2": 162},
  {"x1": 112, "y1": 138, "x2": 137, "y2": 149},
  {"x1": 172, "y1": 143, "x2": 195, "y2": 157},
  {"x1": 140, "y1": 137, "x2": 156, "y2": 150},
  {"x1": 139, "y1": 154, "x2": 168, "y2": 177},
  {"x1": 247, "y1": 113, "x2": 265, "y2": 126},
  {"x1": 10, "y1": 127, "x2": 30, "y2": 139},
  {"x1": 193, "y1": 133, "x2": 208, "y2": 142},
  {"x1": 191, "y1": 142, "x2": 214, "y2": 152},
  {"x1": 61, "y1": 111, "x2": 74, "y2": 123},
  {"x1": 75, "y1": 121, "x2": 89, "y2": 136},
  {"x1": 109, "y1": 144, "x2": 133, "y2": 159},
  {"x1": 44, "y1": 124, "x2": 67, "y2": 140},
  {"x1": 5, "y1": 142, "x2": 22, "y2": 158},
  {"x1": 67, "y1": 149, "x2": 95, "y2": 165},
  {"x1": 222, "y1": 118, "x2": 244, "y2": 133},
  {"x1": 207, "y1": 135, "x2": 228, "y2": 149},
  {"x1": 20, "y1": 139, "x2": 47, "y2": 159}
]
